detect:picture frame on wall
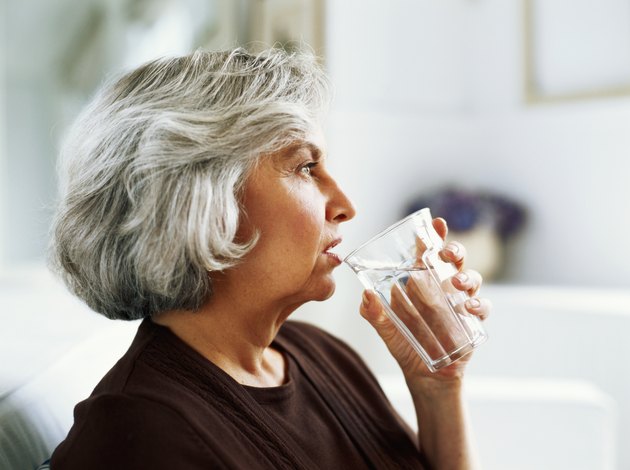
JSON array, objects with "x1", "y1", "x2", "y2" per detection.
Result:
[{"x1": 524, "y1": 0, "x2": 630, "y2": 103}]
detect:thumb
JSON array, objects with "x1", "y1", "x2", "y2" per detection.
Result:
[
  {"x1": 359, "y1": 290, "x2": 389, "y2": 327},
  {"x1": 359, "y1": 290, "x2": 407, "y2": 353}
]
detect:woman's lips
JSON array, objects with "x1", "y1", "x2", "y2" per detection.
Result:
[
  {"x1": 323, "y1": 238, "x2": 343, "y2": 265},
  {"x1": 324, "y1": 251, "x2": 342, "y2": 265}
]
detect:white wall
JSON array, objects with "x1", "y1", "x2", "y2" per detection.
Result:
[{"x1": 326, "y1": 0, "x2": 470, "y2": 114}]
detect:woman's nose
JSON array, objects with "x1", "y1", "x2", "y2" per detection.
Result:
[{"x1": 326, "y1": 181, "x2": 356, "y2": 223}]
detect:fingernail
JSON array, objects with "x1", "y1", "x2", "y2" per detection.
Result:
[
  {"x1": 455, "y1": 272, "x2": 468, "y2": 284},
  {"x1": 362, "y1": 292, "x2": 370, "y2": 308},
  {"x1": 448, "y1": 243, "x2": 459, "y2": 255},
  {"x1": 466, "y1": 298, "x2": 481, "y2": 309}
]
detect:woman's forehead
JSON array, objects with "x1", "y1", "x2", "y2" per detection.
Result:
[{"x1": 286, "y1": 126, "x2": 326, "y2": 157}]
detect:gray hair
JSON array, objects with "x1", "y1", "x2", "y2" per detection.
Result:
[{"x1": 50, "y1": 48, "x2": 331, "y2": 320}]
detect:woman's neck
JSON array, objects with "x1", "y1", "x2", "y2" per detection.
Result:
[{"x1": 152, "y1": 296, "x2": 290, "y2": 388}]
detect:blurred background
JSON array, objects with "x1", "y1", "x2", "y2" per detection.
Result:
[
  {"x1": 3, "y1": 0, "x2": 630, "y2": 284},
  {"x1": 1, "y1": 1, "x2": 629, "y2": 469}
]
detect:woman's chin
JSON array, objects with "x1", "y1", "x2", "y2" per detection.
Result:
[
  {"x1": 305, "y1": 278, "x2": 337, "y2": 303},
  {"x1": 319, "y1": 285, "x2": 336, "y2": 301}
]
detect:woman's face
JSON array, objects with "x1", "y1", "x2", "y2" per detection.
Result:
[{"x1": 232, "y1": 129, "x2": 356, "y2": 311}]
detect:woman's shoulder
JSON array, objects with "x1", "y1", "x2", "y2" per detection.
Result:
[{"x1": 51, "y1": 393, "x2": 223, "y2": 469}]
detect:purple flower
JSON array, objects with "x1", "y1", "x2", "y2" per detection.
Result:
[{"x1": 406, "y1": 188, "x2": 526, "y2": 240}]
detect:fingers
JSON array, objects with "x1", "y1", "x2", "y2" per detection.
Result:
[
  {"x1": 440, "y1": 241, "x2": 466, "y2": 270},
  {"x1": 464, "y1": 297, "x2": 492, "y2": 321},
  {"x1": 451, "y1": 267, "x2": 490, "y2": 320},
  {"x1": 452, "y1": 269, "x2": 483, "y2": 296},
  {"x1": 360, "y1": 290, "x2": 387, "y2": 325},
  {"x1": 432, "y1": 217, "x2": 448, "y2": 240},
  {"x1": 427, "y1": 223, "x2": 489, "y2": 321},
  {"x1": 360, "y1": 290, "x2": 416, "y2": 348}
]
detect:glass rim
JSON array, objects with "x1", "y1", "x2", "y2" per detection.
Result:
[{"x1": 343, "y1": 207, "x2": 432, "y2": 264}]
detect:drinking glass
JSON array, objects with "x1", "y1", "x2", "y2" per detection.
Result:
[{"x1": 344, "y1": 208, "x2": 487, "y2": 372}]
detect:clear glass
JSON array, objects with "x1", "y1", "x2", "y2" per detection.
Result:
[{"x1": 344, "y1": 208, "x2": 488, "y2": 372}]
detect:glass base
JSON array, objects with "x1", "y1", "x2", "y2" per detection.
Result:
[{"x1": 428, "y1": 333, "x2": 488, "y2": 372}]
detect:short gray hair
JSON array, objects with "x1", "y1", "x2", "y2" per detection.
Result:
[{"x1": 50, "y1": 48, "x2": 331, "y2": 320}]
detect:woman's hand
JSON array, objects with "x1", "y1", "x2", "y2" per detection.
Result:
[
  {"x1": 359, "y1": 217, "x2": 491, "y2": 384},
  {"x1": 359, "y1": 217, "x2": 489, "y2": 469}
]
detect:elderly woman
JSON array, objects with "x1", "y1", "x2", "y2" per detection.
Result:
[{"x1": 50, "y1": 48, "x2": 490, "y2": 469}]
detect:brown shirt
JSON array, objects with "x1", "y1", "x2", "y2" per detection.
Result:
[{"x1": 51, "y1": 319, "x2": 426, "y2": 469}]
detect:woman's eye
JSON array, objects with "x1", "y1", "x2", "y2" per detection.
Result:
[{"x1": 299, "y1": 162, "x2": 318, "y2": 177}]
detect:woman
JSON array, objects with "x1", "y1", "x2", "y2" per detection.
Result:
[{"x1": 50, "y1": 48, "x2": 490, "y2": 469}]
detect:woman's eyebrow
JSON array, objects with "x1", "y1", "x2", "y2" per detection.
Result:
[
  {"x1": 281, "y1": 142, "x2": 324, "y2": 162},
  {"x1": 302, "y1": 142, "x2": 324, "y2": 161}
]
